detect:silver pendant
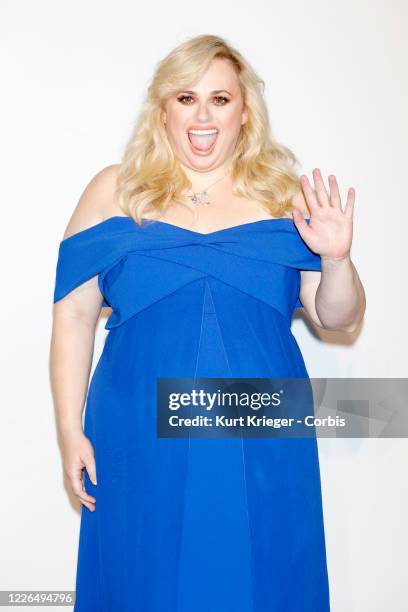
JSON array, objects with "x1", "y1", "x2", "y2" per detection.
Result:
[{"x1": 188, "y1": 190, "x2": 211, "y2": 206}]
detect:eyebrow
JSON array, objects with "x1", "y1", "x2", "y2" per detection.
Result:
[{"x1": 179, "y1": 89, "x2": 232, "y2": 96}]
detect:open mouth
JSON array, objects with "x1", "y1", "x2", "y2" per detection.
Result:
[{"x1": 187, "y1": 128, "x2": 218, "y2": 153}]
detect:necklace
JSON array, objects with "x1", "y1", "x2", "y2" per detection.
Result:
[{"x1": 186, "y1": 169, "x2": 231, "y2": 206}]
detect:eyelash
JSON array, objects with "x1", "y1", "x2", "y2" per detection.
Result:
[{"x1": 177, "y1": 95, "x2": 229, "y2": 106}]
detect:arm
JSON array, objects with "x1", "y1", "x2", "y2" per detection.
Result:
[
  {"x1": 291, "y1": 170, "x2": 366, "y2": 333},
  {"x1": 315, "y1": 254, "x2": 366, "y2": 332},
  {"x1": 50, "y1": 286, "x2": 101, "y2": 512},
  {"x1": 50, "y1": 164, "x2": 118, "y2": 511},
  {"x1": 298, "y1": 259, "x2": 366, "y2": 333}
]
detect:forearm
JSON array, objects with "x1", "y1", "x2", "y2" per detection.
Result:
[
  {"x1": 315, "y1": 254, "x2": 366, "y2": 332},
  {"x1": 50, "y1": 314, "x2": 96, "y2": 436}
]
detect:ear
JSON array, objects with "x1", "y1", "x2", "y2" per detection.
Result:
[
  {"x1": 241, "y1": 105, "x2": 248, "y2": 126},
  {"x1": 161, "y1": 110, "x2": 167, "y2": 125}
]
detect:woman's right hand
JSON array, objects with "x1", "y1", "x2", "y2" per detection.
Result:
[{"x1": 61, "y1": 429, "x2": 98, "y2": 512}]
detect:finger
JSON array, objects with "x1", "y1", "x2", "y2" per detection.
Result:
[
  {"x1": 79, "y1": 498, "x2": 96, "y2": 512},
  {"x1": 70, "y1": 467, "x2": 96, "y2": 503},
  {"x1": 292, "y1": 207, "x2": 313, "y2": 236},
  {"x1": 312, "y1": 168, "x2": 330, "y2": 206},
  {"x1": 328, "y1": 175, "x2": 342, "y2": 209},
  {"x1": 85, "y1": 458, "x2": 98, "y2": 486},
  {"x1": 344, "y1": 187, "x2": 355, "y2": 217},
  {"x1": 300, "y1": 175, "x2": 320, "y2": 212}
]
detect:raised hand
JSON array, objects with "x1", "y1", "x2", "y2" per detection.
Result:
[{"x1": 292, "y1": 168, "x2": 355, "y2": 261}]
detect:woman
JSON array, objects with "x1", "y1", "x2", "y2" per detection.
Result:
[{"x1": 50, "y1": 34, "x2": 366, "y2": 612}]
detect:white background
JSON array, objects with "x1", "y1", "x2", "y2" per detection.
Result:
[{"x1": 1, "y1": 1, "x2": 407, "y2": 610}]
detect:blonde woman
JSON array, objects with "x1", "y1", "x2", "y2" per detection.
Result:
[{"x1": 50, "y1": 34, "x2": 365, "y2": 612}]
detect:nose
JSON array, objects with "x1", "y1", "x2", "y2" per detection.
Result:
[{"x1": 195, "y1": 100, "x2": 212, "y2": 123}]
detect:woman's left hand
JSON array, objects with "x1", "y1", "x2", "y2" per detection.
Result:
[{"x1": 292, "y1": 168, "x2": 355, "y2": 261}]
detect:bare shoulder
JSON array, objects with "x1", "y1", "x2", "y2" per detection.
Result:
[{"x1": 60, "y1": 164, "x2": 122, "y2": 240}]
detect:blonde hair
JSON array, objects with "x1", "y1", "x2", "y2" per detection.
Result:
[{"x1": 115, "y1": 34, "x2": 304, "y2": 225}]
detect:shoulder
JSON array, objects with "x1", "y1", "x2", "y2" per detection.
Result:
[{"x1": 61, "y1": 164, "x2": 122, "y2": 240}]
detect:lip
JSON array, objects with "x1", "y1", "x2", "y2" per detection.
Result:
[{"x1": 187, "y1": 125, "x2": 219, "y2": 133}]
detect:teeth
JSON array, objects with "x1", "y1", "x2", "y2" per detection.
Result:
[{"x1": 188, "y1": 129, "x2": 218, "y2": 135}]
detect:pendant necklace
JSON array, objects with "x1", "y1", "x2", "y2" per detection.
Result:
[{"x1": 186, "y1": 169, "x2": 231, "y2": 206}]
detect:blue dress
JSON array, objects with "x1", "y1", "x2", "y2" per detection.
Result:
[{"x1": 53, "y1": 215, "x2": 331, "y2": 612}]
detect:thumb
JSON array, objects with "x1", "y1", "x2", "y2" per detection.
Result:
[
  {"x1": 292, "y1": 208, "x2": 311, "y2": 235},
  {"x1": 84, "y1": 454, "x2": 97, "y2": 486}
]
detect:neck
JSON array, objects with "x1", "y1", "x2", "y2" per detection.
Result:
[{"x1": 180, "y1": 161, "x2": 232, "y2": 192}]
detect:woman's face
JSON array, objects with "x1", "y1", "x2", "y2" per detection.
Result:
[{"x1": 162, "y1": 57, "x2": 248, "y2": 172}]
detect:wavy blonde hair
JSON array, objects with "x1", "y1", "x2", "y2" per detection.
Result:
[{"x1": 115, "y1": 34, "x2": 304, "y2": 225}]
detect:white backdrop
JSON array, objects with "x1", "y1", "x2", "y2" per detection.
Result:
[{"x1": 1, "y1": 1, "x2": 407, "y2": 610}]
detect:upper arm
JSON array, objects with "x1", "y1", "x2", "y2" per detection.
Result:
[{"x1": 53, "y1": 164, "x2": 120, "y2": 322}]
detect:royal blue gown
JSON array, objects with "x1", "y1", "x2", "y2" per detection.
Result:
[{"x1": 53, "y1": 215, "x2": 331, "y2": 612}]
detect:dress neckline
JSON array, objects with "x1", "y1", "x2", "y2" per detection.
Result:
[
  {"x1": 59, "y1": 214, "x2": 301, "y2": 244},
  {"x1": 138, "y1": 216, "x2": 296, "y2": 236}
]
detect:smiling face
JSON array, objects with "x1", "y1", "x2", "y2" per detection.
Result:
[{"x1": 162, "y1": 57, "x2": 248, "y2": 173}]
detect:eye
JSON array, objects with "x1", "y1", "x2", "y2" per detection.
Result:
[
  {"x1": 214, "y1": 96, "x2": 229, "y2": 105},
  {"x1": 176, "y1": 95, "x2": 230, "y2": 105},
  {"x1": 177, "y1": 95, "x2": 194, "y2": 104}
]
